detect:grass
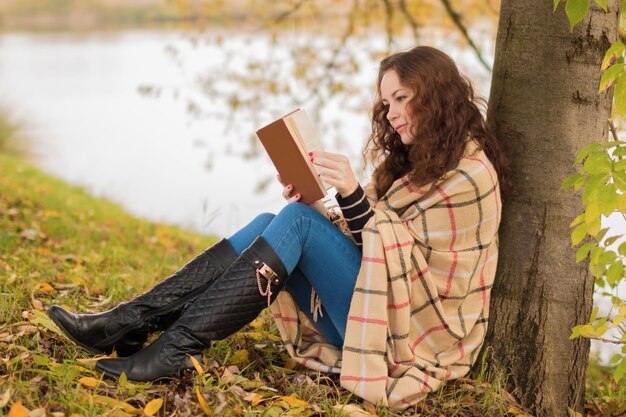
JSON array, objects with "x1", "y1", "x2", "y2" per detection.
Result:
[{"x1": 0, "y1": 149, "x2": 623, "y2": 416}]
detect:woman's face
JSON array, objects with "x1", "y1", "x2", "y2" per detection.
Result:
[{"x1": 380, "y1": 69, "x2": 416, "y2": 145}]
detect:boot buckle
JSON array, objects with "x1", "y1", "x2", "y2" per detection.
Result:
[{"x1": 255, "y1": 262, "x2": 280, "y2": 306}]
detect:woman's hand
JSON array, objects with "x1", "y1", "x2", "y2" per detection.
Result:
[
  {"x1": 277, "y1": 174, "x2": 327, "y2": 215},
  {"x1": 277, "y1": 174, "x2": 301, "y2": 204},
  {"x1": 309, "y1": 151, "x2": 359, "y2": 197}
]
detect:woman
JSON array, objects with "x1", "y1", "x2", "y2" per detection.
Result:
[{"x1": 48, "y1": 45, "x2": 508, "y2": 408}]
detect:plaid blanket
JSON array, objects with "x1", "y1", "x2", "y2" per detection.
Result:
[{"x1": 270, "y1": 142, "x2": 501, "y2": 408}]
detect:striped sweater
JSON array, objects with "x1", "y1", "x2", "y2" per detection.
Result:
[{"x1": 335, "y1": 185, "x2": 374, "y2": 247}]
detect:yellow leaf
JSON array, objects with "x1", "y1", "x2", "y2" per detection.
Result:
[
  {"x1": 92, "y1": 395, "x2": 139, "y2": 414},
  {"x1": 143, "y1": 398, "x2": 163, "y2": 416},
  {"x1": 0, "y1": 388, "x2": 12, "y2": 408},
  {"x1": 78, "y1": 377, "x2": 105, "y2": 388},
  {"x1": 284, "y1": 358, "x2": 299, "y2": 370},
  {"x1": 196, "y1": 387, "x2": 212, "y2": 416},
  {"x1": 332, "y1": 404, "x2": 377, "y2": 417},
  {"x1": 243, "y1": 393, "x2": 264, "y2": 405},
  {"x1": 7, "y1": 274, "x2": 17, "y2": 285},
  {"x1": 230, "y1": 349, "x2": 249, "y2": 365},
  {"x1": 8, "y1": 401, "x2": 29, "y2": 417},
  {"x1": 33, "y1": 282, "x2": 56, "y2": 295},
  {"x1": 279, "y1": 396, "x2": 310, "y2": 408},
  {"x1": 189, "y1": 355, "x2": 204, "y2": 375}
]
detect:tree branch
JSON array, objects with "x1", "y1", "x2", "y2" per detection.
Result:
[
  {"x1": 439, "y1": 0, "x2": 492, "y2": 72},
  {"x1": 399, "y1": 0, "x2": 419, "y2": 43},
  {"x1": 609, "y1": 119, "x2": 620, "y2": 142},
  {"x1": 274, "y1": 0, "x2": 308, "y2": 24},
  {"x1": 586, "y1": 335, "x2": 626, "y2": 345},
  {"x1": 382, "y1": 0, "x2": 394, "y2": 51}
]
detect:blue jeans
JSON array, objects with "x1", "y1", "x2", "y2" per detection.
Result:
[{"x1": 228, "y1": 203, "x2": 361, "y2": 349}]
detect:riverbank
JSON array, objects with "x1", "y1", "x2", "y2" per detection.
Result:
[
  {"x1": 0, "y1": 149, "x2": 623, "y2": 415},
  {"x1": 0, "y1": 144, "x2": 522, "y2": 416}
]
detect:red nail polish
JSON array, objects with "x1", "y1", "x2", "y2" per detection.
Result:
[{"x1": 308, "y1": 152, "x2": 313, "y2": 156}]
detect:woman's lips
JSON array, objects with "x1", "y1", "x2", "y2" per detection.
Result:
[{"x1": 395, "y1": 124, "x2": 406, "y2": 133}]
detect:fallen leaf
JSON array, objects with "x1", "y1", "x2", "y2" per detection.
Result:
[
  {"x1": 78, "y1": 377, "x2": 102, "y2": 388},
  {"x1": 279, "y1": 396, "x2": 310, "y2": 408},
  {"x1": 0, "y1": 388, "x2": 12, "y2": 408},
  {"x1": 230, "y1": 349, "x2": 249, "y2": 365},
  {"x1": 8, "y1": 401, "x2": 29, "y2": 417},
  {"x1": 143, "y1": 398, "x2": 163, "y2": 416},
  {"x1": 243, "y1": 393, "x2": 264, "y2": 405},
  {"x1": 196, "y1": 387, "x2": 212, "y2": 416},
  {"x1": 0, "y1": 332, "x2": 14, "y2": 343},
  {"x1": 7, "y1": 273, "x2": 16, "y2": 285},
  {"x1": 27, "y1": 310, "x2": 65, "y2": 337},
  {"x1": 92, "y1": 395, "x2": 139, "y2": 414},
  {"x1": 221, "y1": 367, "x2": 236, "y2": 385},
  {"x1": 333, "y1": 404, "x2": 377, "y2": 417},
  {"x1": 33, "y1": 282, "x2": 56, "y2": 295},
  {"x1": 189, "y1": 355, "x2": 204, "y2": 375},
  {"x1": 19, "y1": 229, "x2": 38, "y2": 240},
  {"x1": 29, "y1": 408, "x2": 46, "y2": 417},
  {"x1": 284, "y1": 358, "x2": 300, "y2": 370}
]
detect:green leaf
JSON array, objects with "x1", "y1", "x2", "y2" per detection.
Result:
[
  {"x1": 572, "y1": 223, "x2": 587, "y2": 246},
  {"x1": 596, "y1": 228, "x2": 610, "y2": 243},
  {"x1": 598, "y1": 183, "x2": 618, "y2": 215},
  {"x1": 615, "y1": 159, "x2": 626, "y2": 171},
  {"x1": 615, "y1": 69, "x2": 626, "y2": 115},
  {"x1": 607, "y1": 260, "x2": 624, "y2": 286},
  {"x1": 615, "y1": 356, "x2": 626, "y2": 382},
  {"x1": 570, "y1": 213, "x2": 585, "y2": 228},
  {"x1": 565, "y1": 0, "x2": 590, "y2": 30},
  {"x1": 554, "y1": 0, "x2": 562, "y2": 11},
  {"x1": 599, "y1": 63, "x2": 624, "y2": 92},
  {"x1": 582, "y1": 174, "x2": 609, "y2": 204},
  {"x1": 562, "y1": 173, "x2": 584, "y2": 189},
  {"x1": 614, "y1": 172, "x2": 626, "y2": 191},
  {"x1": 595, "y1": 0, "x2": 609, "y2": 11},
  {"x1": 618, "y1": 241, "x2": 626, "y2": 256},
  {"x1": 591, "y1": 246, "x2": 605, "y2": 264},
  {"x1": 576, "y1": 242, "x2": 595, "y2": 262},
  {"x1": 599, "y1": 250, "x2": 617, "y2": 264},
  {"x1": 606, "y1": 140, "x2": 625, "y2": 150},
  {"x1": 583, "y1": 151, "x2": 613, "y2": 174},
  {"x1": 576, "y1": 143, "x2": 604, "y2": 163},
  {"x1": 604, "y1": 234, "x2": 623, "y2": 246},
  {"x1": 619, "y1": 193, "x2": 626, "y2": 212},
  {"x1": 613, "y1": 146, "x2": 626, "y2": 156},
  {"x1": 584, "y1": 197, "x2": 602, "y2": 236},
  {"x1": 570, "y1": 323, "x2": 595, "y2": 339}
]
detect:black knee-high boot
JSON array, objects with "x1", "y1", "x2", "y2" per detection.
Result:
[
  {"x1": 47, "y1": 239, "x2": 238, "y2": 357},
  {"x1": 95, "y1": 236, "x2": 288, "y2": 381}
]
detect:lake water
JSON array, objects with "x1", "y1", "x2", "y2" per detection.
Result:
[
  {"x1": 0, "y1": 28, "x2": 622, "y2": 362},
  {"x1": 0, "y1": 29, "x2": 493, "y2": 237}
]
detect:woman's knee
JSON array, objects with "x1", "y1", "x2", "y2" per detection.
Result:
[
  {"x1": 276, "y1": 202, "x2": 320, "y2": 221},
  {"x1": 252, "y1": 212, "x2": 276, "y2": 229}
]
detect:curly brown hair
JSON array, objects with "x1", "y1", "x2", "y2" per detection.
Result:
[{"x1": 364, "y1": 46, "x2": 511, "y2": 199}]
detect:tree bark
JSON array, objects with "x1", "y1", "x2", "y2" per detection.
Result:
[{"x1": 482, "y1": 1, "x2": 619, "y2": 416}]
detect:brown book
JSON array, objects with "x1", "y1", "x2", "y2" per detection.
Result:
[{"x1": 256, "y1": 108, "x2": 330, "y2": 204}]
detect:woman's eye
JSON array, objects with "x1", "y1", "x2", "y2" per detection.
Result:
[{"x1": 397, "y1": 96, "x2": 407, "y2": 102}]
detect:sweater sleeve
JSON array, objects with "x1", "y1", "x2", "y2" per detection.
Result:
[{"x1": 336, "y1": 185, "x2": 374, "y2": 247}]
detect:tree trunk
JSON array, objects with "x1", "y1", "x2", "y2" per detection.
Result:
[{"x1": 482, "y1": 1, "x2": 619, "y2": 416}]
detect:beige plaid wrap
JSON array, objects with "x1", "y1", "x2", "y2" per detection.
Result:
[{"x1": 270, "y1": 142, "x2": 501, "y2": 409}]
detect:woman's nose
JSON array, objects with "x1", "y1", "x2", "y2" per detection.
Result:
[{"x1": 387, "y1": 107, "x2": 398, "y2": 121}]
